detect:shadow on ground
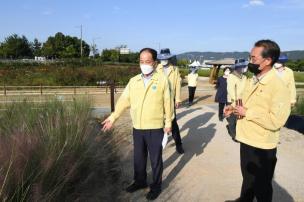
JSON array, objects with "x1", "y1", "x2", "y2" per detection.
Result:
[{"x1": 162, "y1": 112, "x2": 216, "y2": 190}]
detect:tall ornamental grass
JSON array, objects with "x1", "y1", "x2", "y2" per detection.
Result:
[{"x1": 0, "y1": 98, "x2": 126, "y2": 201}]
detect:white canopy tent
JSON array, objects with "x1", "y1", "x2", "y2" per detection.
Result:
[{"x1": 189, "y1": 60, "x2": 201, "y2": 67}]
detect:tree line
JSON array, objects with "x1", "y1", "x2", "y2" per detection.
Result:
[{"x1": 0, "y1": 33, "x2": 139, "y2": 63}]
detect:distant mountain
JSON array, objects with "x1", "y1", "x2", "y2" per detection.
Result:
[{"x1": 177, "y1": 50, "x2": 304, "y2": 61}]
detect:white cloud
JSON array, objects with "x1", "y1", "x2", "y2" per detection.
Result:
[
  {"x1": 113, "y1": 6, "x2": 121, "y2": 11},
  {"x1": 83, "y1": 13, "x2": 92, "y2": 20},
  {"x1": 112, "y1": 6, "x2": 121, "y2": 14},
  {"x1": 243, "y1": 0, "x2": 265, "y2": 8},
  {"x1": 41, "y1": 10, "x2": 53, "y2": 16}
]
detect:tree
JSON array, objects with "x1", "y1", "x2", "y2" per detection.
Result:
[
  {"x1": 41, "y1": 32, "x2": 90, "y2": 58},
  {"x1": 32, "y1": 38, "x2": 42, "y2": 56},
  {"x1": 286, "y1": 60, "x2": 304, "y2": 72},
  {"x1": 119, "y1": 52, "x2": 139, "y2": 63},
  {"x1": 90, "y1": 44, "x2": 99, "y2": 58},
  {"x1": 177, "y1": 59, "x2": 190, "y2": 68},
  {"x1": 0, "y1": 43, "x2": 4, "y2": 58},
  {"x1": 0, "y1": 34, "x2": 33, "y2": 59},
  {"x1": 101, "y1": 49, "x2": 119, "y2": 62}
]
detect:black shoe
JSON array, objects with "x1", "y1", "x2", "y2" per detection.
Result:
[
  {"x1": 125, "y1": 183, "x2": 147, "y2": 193},
  {"x1": 146, "y1": 189, "x2": 161, "y2": 200},
  {"x1": 224, "y1": 197, "x2": 241, "y2": 202},
  {"x1": 176, "y1": 144, "x2": 184, "y2": 154}
]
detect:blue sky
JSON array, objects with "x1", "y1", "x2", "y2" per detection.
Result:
[{"x1": 1, "y1": 0, "x2": 304, "y2": 54}]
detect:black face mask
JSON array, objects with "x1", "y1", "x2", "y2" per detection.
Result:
[{"x1": 248, "y1": 63, "x2": 262, "y2": 75}]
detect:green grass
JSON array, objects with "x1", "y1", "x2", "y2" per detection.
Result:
[
  {"x1": 0, "y1": 98, "x2": 126, "y2": 201},
  {"x1": 292, "y1": 96, "x2": 304, "y2": 115},
  {"x1": 294, "y1": 72, "x2": 304, "y2": 83},
  {"x1": 198, "y1": 69, "x2": 211, "y2": 77}
]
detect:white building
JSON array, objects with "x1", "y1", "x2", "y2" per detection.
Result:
[{"x1": 119, "y1": 48, "x2": 131, "y2": 55}]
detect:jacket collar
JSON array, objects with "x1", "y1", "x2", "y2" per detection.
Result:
[
  {"x1": 232, "y1": 71, "x2": 244, "y2": 79},
  {"x1": 135, "y1": 71, "x2": 159, "y2": 82},
  {"x1": 243, "y1": 68, "x2": 276, "y2": 103},
  {"x1": 257, "y1": 68, "x2": 276, "y2": 85},
  {"x1": 157, "y1": 64, "x2": 174, "y2": 75}
]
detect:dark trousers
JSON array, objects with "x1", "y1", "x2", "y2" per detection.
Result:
[
  {"x1": 133, "y1": 128, "x2": 164, "y2": 191},
  {"x1": 240, "y1": 143, "x2": 277, "y2": 202},
  {"x1": 218, "y1": 102, "x2": 227, "y2": 120},
  {"x1": 188, "y1": 86, "x2": 196, "y2": 103},
  {"x1": 226, "y1": 114, "x2": 237, "y2": 139},
  {"x1": 172, "y1": 107, "x2": 182, "y2": 146}
]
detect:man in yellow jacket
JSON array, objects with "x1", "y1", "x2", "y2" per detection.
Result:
[
  {"x1": 225, "y1": 40, "x2": 291, "y2": 202},
  {"x1": 102, "y1": 48, "x2": 173, "y2": 200},
  {"x1": 227, "y1": 65, "x2": 247, "y2": 106},
  {"x1": 226, "y1": 62, "x2": 247, "y2": 140},
  {"x1": 157, "y1": 48, "x2": 184, "y2": 154},
  {"x1": 273, "y1": 55, "x2": 297, "y2": 106}
]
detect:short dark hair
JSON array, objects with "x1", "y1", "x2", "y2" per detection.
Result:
[
  {"x1": 223, "y1": 67, "x2": 230, "y2": 72},
  {"x1": 139, "y1": 48, "x2": 157, "y2": 61},
  {"x1": 254, "y1": 39, "x2": 281, "y2": 66}
]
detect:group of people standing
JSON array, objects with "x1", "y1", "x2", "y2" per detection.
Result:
[{"x1": 102, "y1": 39, "x2": 295, "y2": 201}]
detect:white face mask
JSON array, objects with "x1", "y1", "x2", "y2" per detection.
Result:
[
  {"x1": 140, "y1": 64, "x2": 154, "y2": 75},
  {"x1": 273, "y1": 63, "x2": 283, "y2": 69},
  {"x1": 160, "y1": 60, "x2": 169, "y2": 66},
  {"x1": 224, "y1": 70, "x2": 230, "y2": 76},
  {"x1": 242, "y1": 67, "x2": 248, "y2": 73}
]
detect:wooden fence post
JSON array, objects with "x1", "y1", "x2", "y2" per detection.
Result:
[{"x1": 110, "y1": 81, "x2": 115, "y2": 112}]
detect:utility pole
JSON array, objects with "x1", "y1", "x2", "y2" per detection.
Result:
[
  {"x1": 80, "y1": 25, "x2": 83, "y2": 57},
  {"x1": 76, "y1": 25, "x2": 83, "y2": 57}
]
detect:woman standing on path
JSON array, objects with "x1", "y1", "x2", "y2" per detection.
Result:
[
  {"x1": 215, "y1": 67, "x2": 230, "y2": 121},
  {"x1": 188, "y1": 67, "x2": 199, "y2": 106}
]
